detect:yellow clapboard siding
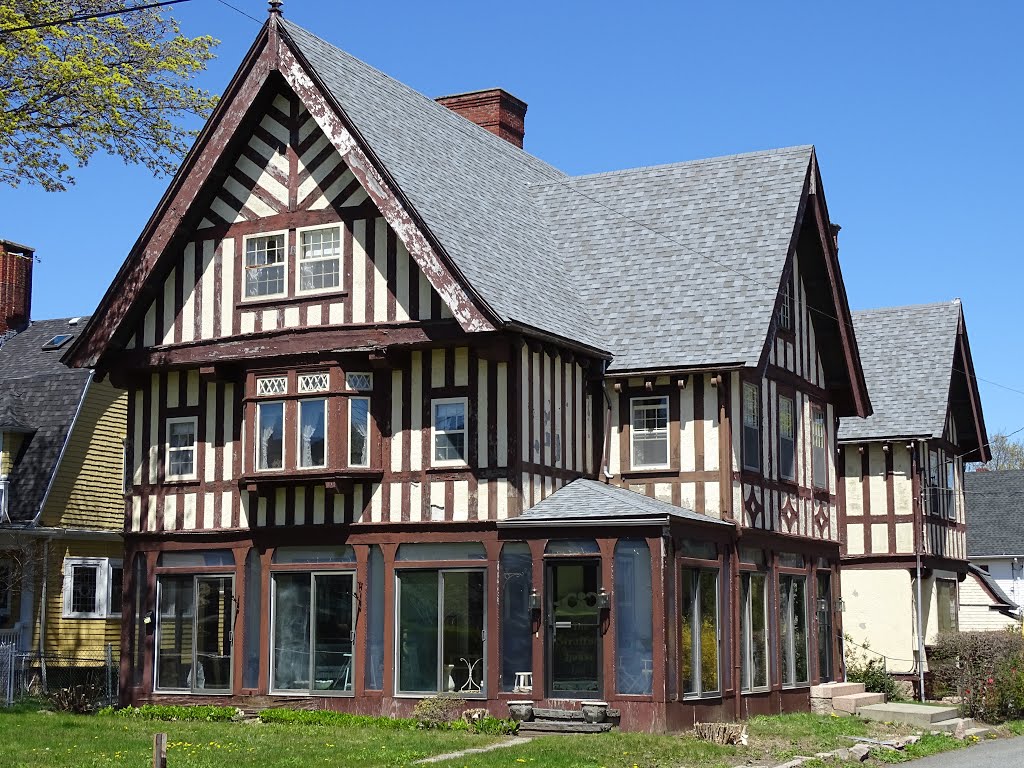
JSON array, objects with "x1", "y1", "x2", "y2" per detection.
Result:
[
  {"x1": 41, "y1": 381, "x2": 127, "y2": 531},
  {"x1": 1, "y1": 432, "x2": 24, "y2": 475}
]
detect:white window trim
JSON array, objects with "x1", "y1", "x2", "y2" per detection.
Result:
[
  {"x1": 297, "y1": 398, "x2": 329, "y2": 469},
  {"x1": 165, "y1": 416, "x2": 198, "y2": 482},
  {"x1": 349, "y1": 396, "x2": 371, "y2": 468},
  {"x1": 295, "y1": 223, "x2": 344, "y2": 296},
  {"x1": 62, "y1": 557, "x2": 122, "y2": 619},
  {"x1": 255, "y1": 400, "x2": 286, "y2": 473},
  {"x1": 629, "y1": 395, "x2": 671, "y2": 470},
  {"x1": 241, "y1": 229, "x2": 290, "y2": 302},
  {"x1": 431, "y1": 397, "x2": 469, "y2": 468}
]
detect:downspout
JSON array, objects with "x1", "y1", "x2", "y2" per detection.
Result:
[
  {"x1": 915, "y1": 440, "x2": 926, "y2": 702},
  {"x1": 600, "y1": 361, "x2": 613, "y2": 481},
  {"x1": 36, "y1": 537, "x2": 49, "y2": 691},
  {"x1": 33, "y1": 371, "x2": 93, "y2": 525}
]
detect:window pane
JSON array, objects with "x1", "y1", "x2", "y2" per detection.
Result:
[
  {"x1": 109, "y1": 566, "x2": 123, "y2": 615},
  {"x1": 365, "y1": 545, "x2": 385, "y2": 690},
  {"x1": 156, "y1": 575, "x2": 193, "y2": 690},
  {"x1": 433, "y1": 400, "x2": 466, "y2": 464},
  {"x1": 168, "y1": 420, "x2": 195, "y2": 477},
  {"x1": 299, "y1": 227, "x2": 341, "y2": 291},
  {"x1": 397, "y1": 542, "x2": 486, "y2": 561},
  {"x1": 442, "y1": 571, "x2": 485, "y2": 694},
  {"x1": 780, "y1": 576, "x2": 793, "y2": 685},
  {"x1": 699, "y1": 571, "x2": 719, "y2": 693},
  {"x1": 273, "y1": 545, "x2": 355, "y2": 564},
  {"x1": 398, "y1": 571, "x2": 439, "y2": 693},
  {"x1": 544, "y1": 539, "x2": 600, "y2": 556},
  {"x1": 435, "y1": 401, "x2": 465, "y2": 431},
  {"x1": 434, "y1": 431, "x2": 465, "y2": 462},
  {"x1": 243, "y1": 549, "x2": 262, "y2": 689},
  {"x1": 812, "y1": 408, "x2": 827, "y2": 488},
  {"x1": 195, "y1": 577, "x2": 233, "y2": 692},
  {"x1": 313, "y1": 574, "x2": 355, "y2": 692},
  {"x1": 298, "y1": 399, "x2": 327, "y2": 467},
  {"x1": 258, "y1": 402, "x2": 284, "y2": 470},
  {"x1": 680, "y1": 569, "x2": 695, "y2": 694},
  {"x1": 779, "y1": 397, "x2": 795, "y2": 480},
  {"x1": 71, "y1": 566, "x2": 98, "y2": 614},
  {"x1": 616, "y1": 539, "x2": 653, "y2": 695},
  {"x1": 631, "y1": 398, "x2": 669, "y2": 468},
  {"x1": 750, "y1": 574, "x2": 768, "y2": 688},
  {"x1": 500, "y1": 543, "x2": 532, "y2": 692},
  {"x1": 633, "y1": 433, "x2": 668, "y2": 467},
  {"x1": 132, "y1": 555, "x2": 147, "y2": 687},
  {"x1": 159, "y1": 550, "x2": 234, "y2": 567},
  {"x1": 743, "y1": 384, "x2": 760, "y2": 470},
  {"x1": 349, "y1": 397, "x2": 370, "y2": 466},
  {"x1": 273, "y1": 573, "x2": 311, "y2": 691},
  {"x1": 793, "y1": 576, "x2": 808, "y2": 684},
  {"x1": 245, "y1": 235, "x2": 286, "y2": 297}
]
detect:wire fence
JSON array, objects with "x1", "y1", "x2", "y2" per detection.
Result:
[{"x1": 0, "y1": 643, "x2": 118, "y2": 709}]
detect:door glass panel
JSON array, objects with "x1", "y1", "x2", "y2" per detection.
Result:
[
  {"x1": 195, "y1": 577, "x2": 233, "y2": 692},
  {"x1": 273, "y1": 573, "x2": 311, "y2": 691},
  {"x1": 156, "y1": 575, "x2": 193, "y2": 690},
  {"x1": 548, "y1": 561, "x2": 601, "y2": 697},
  {"x1": 313, "y1": 574, "x2": 355, "y2": 692},
  {"x1": 442, "y1": 571, "x2": 485, "y2": 693},
  {"x1": 398, "y1": 571, "x2": 439, "y2": 693}
]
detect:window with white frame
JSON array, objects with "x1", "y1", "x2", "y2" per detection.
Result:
[
  {"x1": 297, "y1": 399, "x2": 327, "y2": 468},
  {"x1": 62, "y1": 558, "x2": 123, "y2": 619},
  {"x1": 257, "y1": 376, "x2": 288, "y2": 397},
  {"x1": 244, "y1": 232, "x2": 287, "y2": 298},
  {"x1": 630, "y1": 396, "x2": 669, "y2": 469},
  {"x1": 257, "y1": 401, "x2": 285, "y2": 471},
  {"x1": 349, "y1": 397, "x2": 370, "y2": 467},
  {"x1": 165, "y1": 417, "x2": 197, "y2": 481},
  {"x1": 298, "y1": 226, "x2": 342, "y2": 293},
  {"x1": 743, "y1": 382, "x2": 761, "y2": 471},
  {"x1": 432, "y1": 398, "x2": 467, "y2": 465},
  {"x1": 779, "y1": 395, "x2": 796, "y2": 481},
  {"x1": 298, "y1": 371, "x2": 330, "y2": 393}
]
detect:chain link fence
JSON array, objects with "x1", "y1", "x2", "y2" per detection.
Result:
[{"x1": 0, "y1": 643, "x2": 118, "y2": 709}]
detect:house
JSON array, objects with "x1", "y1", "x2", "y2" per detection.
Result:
[
  {"x1": 62, "y1": 7, "x2": 871, "y2": 730},
  {"x1": 961, "y1": 469, "x2": 1024, "y2": 631},
  {"x1": 0, "y1": 240, "x2": 128, "y2": 678},
  {"x1": 837, "y1": 301, "x2": 989, "y2": 678}
]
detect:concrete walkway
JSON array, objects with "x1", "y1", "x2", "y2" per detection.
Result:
[
  {"x1": 413, "y1": 736, "x2": 533, "y2": 764},
  {"x1": 905, "y1": 736, "x2": 1024, "y2": 767}
]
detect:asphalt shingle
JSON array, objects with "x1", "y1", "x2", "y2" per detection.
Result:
[{"x1": 965, "y1": 470, "x2": 1024, "y2": 557}]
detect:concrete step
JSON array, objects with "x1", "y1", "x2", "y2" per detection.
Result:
[
  {"x1": 810, "y1": 682, "x2": 866, "y2": 699},
  {"x1": 833, "y1": 692, "x2": 885, "y2": 713},
  {"x1": 532, "y1": 708, "x2": 584, "y2": 721},
  {"x1": 857, "y1": 703, "x2": 960, "y2": 727},
  {"x1": 964, "y1": 727, "x2": 992, "y2": 739},
  {"x1": 931, "y1": 718, "x2": 974, "y2": 733},
  {"x1": 518, "y1": 721, "x2": 613, "y2": 734}
]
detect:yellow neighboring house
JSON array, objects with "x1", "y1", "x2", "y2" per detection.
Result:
[{"x1": 0, "y1": 314, "x2": 126, "y2": 679}]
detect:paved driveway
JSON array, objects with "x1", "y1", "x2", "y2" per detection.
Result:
[{"x1": 907, "y1": 737, "x2": 1024, "y2": 767}]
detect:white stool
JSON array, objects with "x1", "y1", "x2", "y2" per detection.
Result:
[{"x1": 513, "y1": 671, "x2": 533, "y2": 692}]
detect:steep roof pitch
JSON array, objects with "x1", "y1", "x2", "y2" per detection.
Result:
[
  {"x1": 838, "y1": 301, "x2": 987, "y2": 458},
  {"x1": 967, "y1": 563, "x2": 1019, "y2": 613},
  {"x1": 965, "y1": 470, "x2": 1024, "y2": 557},
  {"x1": 0, "y1": 318, "x2": 91, "y2": 524}
]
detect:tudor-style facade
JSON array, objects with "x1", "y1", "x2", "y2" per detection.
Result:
[
  {"x1": 837, "y1": 301, "x2": 988, "y2": 676},
  {"x1": 65, "y1": 10, "x2": 870, "y2": 731}
]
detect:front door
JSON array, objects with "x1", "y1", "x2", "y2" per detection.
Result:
[
  {"x1": 816, "y1": 571, "x2": 833, "y2": 683},
  {"x1": 546, "y1": 560, "x2": 602, "y2": 698}
]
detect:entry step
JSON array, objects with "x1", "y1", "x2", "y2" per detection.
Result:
[
  {"x1": 857, "y1": 703, "x2": 960, "y2": 727},
  {"x1": 532, "y1": 708, "x2": 584, "y2": 721},
  {"x1": 519, "y1": 721, "x2": 613, "y2": 734}
]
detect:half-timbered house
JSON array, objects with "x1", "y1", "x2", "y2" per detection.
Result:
[
  {"x1": 837, "y1": 301, "x2": 988, "y2": 678},
  {"x1": 64, "y1": 7, "x2": 871, "y2": 730}
]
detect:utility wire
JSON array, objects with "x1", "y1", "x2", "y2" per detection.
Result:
[
  {"x1": 214, "y1": 0, "x2": 262, "y2": 24},
  {"x1": 0, "y1": 0, "x2": 189, "y2": 35}
]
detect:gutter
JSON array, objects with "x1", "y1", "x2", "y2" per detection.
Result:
[
  {"x1": 498, "y1": 514, "x2": 733, "y2": 530},
  {"x1": 32, "y1": 370, "x2": 93, "y2": 525},
  {"x1": 0, "y1": 525, "x2": 121, "y2": 542}
]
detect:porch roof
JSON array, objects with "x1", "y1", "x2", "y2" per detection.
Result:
[{"x1": 499, "y1": 479, "x2": 733, "y2": 528}]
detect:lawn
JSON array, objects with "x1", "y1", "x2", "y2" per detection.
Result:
[{"x1": 1, "y1": 705, "x2": 1019, "y2": 768}]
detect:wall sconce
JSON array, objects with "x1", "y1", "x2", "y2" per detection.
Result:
[
  {"x1": 817, "y1": 598, "x2": 829, "y2": 613},
  {"x1": 836, "y1": 598, "x2": 846, "y2": 613},
  {"x1": 597, "y1": 588, "x2": 611, "y2": 610},
  {"x1": 529, "y1": 588, "x2": 541, "y2": 611}
]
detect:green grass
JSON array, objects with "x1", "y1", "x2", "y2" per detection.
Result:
[{"x1": 870, "y1": 733, "x2": 970, "y2": 763}]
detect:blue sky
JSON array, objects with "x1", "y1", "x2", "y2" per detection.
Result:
[{"x1": 2, "y1": 0, "x2": 1022, "y2": 436}]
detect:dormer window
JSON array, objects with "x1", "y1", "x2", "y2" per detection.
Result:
[{"x1": 244, "y1": 232, "x2": 288, "y2": 299}]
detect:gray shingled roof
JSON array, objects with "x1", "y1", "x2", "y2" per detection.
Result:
[
  {"x1": 838, "y1": 302, "x2": 962, "y2": 442},
  {"x1": 965, "y1": 470, "x2": 1024, "y2": 557},
  {"x1": 0, "y1": 318, "x2": 92, "y2": 524},
  {"x1": 500, "y1": 478, "x2": 732, "y2": 527}
]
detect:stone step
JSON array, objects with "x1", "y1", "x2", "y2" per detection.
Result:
[
  {"x1": 518, "y1": 721, "x2": 613, "y2": 734},
  {"x1": 532, "y1": 708, "x2": 584, "y2": 721},
  {"x1": 964, "y1": 727, "x2": 992, "y2": 739},
  {"x1": 931, "y1": 718, "x2": 975, "y2": 733},
  {"x1": 857, "y1": 703, "x2": 961, "y2": 727},
  {"x1": 833, "y1": 692, "x2": 885, "y2": 713},
  {"x1": 810, "y1": 682, "x2": 866, "y2": 699}
]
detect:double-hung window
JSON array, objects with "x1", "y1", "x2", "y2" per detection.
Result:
[
  {"x1": 779, "y1": 395, "x2": 796, "y2": 481},
  {"x1": 630, "y1": 396, "x2": 669, "y2": 469},
  {"x1": 298, "y1": 226, "x2": 342, "y2": 293},
  {"x1": 811, "y1": 405, "x2": 827, "y2": 489},
  {"x1": 680, "y1": 567, "x2": 720, "y2": 697},
  {"x1": 779, "y1": 574, "x2": 809, "y2": 686},
  {"x1": 743, "y1": 382, "x2": 761, "y2": 471},
  {"x1": 432, "y1": 398, "x2": 467, "y2": 466},
  {"x1": 244, "y1": 232, "x2": 287, "y2": 299},
  {"x1": 257, "y1": 401, "x2": 285, "y2": 471},
  {"x1": 62, "y1": 558, "x2": 123, "y2": 619},
  {"x1": 740, "y1": 571, "x2": 769, "y2": 691},
  {"x1": 165, "y1": 417, "x2": 197, "y2": 481}
]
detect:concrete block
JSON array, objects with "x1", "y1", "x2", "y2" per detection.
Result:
[
  {"x1": 856, "y1": 702, "x2": 960, "y2": 727},
  {"x1": 931, "y1": 717, "x2": 974, "y2": 733},
  {"x1": 809, "y1": 682, "x2": 865, "y2": 698},
  {"x1": 833, "y1": 692, "x2": 885, "y2": 713}
]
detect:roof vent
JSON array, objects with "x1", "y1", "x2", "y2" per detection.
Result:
[{"x1": 68, "y1": 317, "x2": 81, "y2": 326}]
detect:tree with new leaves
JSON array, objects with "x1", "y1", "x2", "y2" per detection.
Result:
[
  {"x1": 972, "y1": 431, "x2": 1024, "y2": 471},
  {"x1": 0, "y1": 1, "x2": 218, "y2": 191}
]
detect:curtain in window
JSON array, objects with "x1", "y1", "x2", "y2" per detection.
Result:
[{"x1": 615, "y1": 539, "x2": 653, "y2": 695}]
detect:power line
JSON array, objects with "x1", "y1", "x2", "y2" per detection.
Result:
[
  {"x1": 214, "y1": 0, "x2": 262, "y2": 24},
  {"x1": 0, "y1": 0, "x2": 189, "y2": 35}
]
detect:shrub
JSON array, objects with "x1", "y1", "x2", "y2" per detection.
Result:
[
  {"x1": 412, "y1": 694, "x2": 466, "y2": 729},
  {"x1": 99, "y1": 704, "x2": 240, "y2": 721},
  {"x1": 49, "y1": 685, "x2": 101, "y2": 714},
  {"x1": 844, "y1": 635, "x2": 906, "y2": 702},
  {"x1": 930, "y1": 629, "x2": 1024, "y2": 722}
]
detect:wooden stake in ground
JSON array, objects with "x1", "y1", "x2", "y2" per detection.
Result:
[{"x1": 153, "y1": 733, "x2": 167, "y2": 768}]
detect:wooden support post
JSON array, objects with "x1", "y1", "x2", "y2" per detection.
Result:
[{"x1": 153, "y1": 733, "x2": 167, "y2": 768}]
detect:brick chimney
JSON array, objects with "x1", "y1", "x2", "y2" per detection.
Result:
[
  {"x1": 436, "y1": 88, "x2": 528, "y2": 148},
  {"x1": 0, "y1": 239, "x2": 33, "y2": 335}
]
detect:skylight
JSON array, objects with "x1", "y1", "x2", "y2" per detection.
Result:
[{"x1": 41, "y1": 334, "x2": 73, "y2": 351}]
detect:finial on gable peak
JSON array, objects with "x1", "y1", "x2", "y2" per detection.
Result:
[{"x1": 268, "y1": 0, "x2": 283, "y2": 17}]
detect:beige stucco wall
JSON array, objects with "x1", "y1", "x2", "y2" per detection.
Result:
[{"x1": 842, "y1": 568, "x2": 918, "y2": 675}]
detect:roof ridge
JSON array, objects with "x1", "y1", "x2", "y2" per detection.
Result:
[
  {"x1": 581, "y1": 478, "x2": 665, "y2": 515},
  {"x1": 852, "y1": 300, "x2": 961, "y2": 316}
]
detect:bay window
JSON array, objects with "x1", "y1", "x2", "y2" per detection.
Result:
[
  {"x1": 256, "y1": 401, "x2": 285, "y2": 470},
  {"x1": 630, "y1": 396, "x2": 669, "y2": 469},
  {"x1": 349, "y1": 397, "x2": 370, "y2": 467},
  {"x1": 779, "y1": 395, "x2": 796, "y2": 481},
  {"x1": 743, "y1": 382, "x2": 760, "y2": 471},
  {"x1": 298, "y1": 398, "x2": 327, "y2": 468},
  {"x1": 244, "y1": 232, "x2": 287, "y2": 299},
  {"x1": 740, "y1": 572, "x2": 769, "y2": 691},
  {"x1": 680, "y1": 567, "x2": 719, "y2": 696},
  {"x1": 779, "y1": 574, "x2": 809, "y2": 686}
]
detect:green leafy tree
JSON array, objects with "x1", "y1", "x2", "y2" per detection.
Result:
[
  {"x1": 970, "y1": 432, "x2": 1024, "y2": 471},
  {"x1": 0, "y1": 1, "x2": 218, "y2": 191}
]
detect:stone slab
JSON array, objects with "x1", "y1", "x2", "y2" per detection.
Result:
[
  {"x1": 833, "y1": 692, "x2": 885, "y2": 713},
  {"x1": 532, "y1": 708, "x2": 584, "y2": 721},
  {"x1": 518, "y1": 721, "x2": 612, "y2": 734},
  {"x1": 857, "y1": 703, "x2": 960, "y2": 726},
  {"x1": 931, "y1": 718, "x2": 974, "y2": 733},
  {"x1": 809, "y1": 682, "x2": 866, "y2": 699}
]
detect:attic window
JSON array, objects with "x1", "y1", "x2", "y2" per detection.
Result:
[{"x1": 42, "y1": 334, "x2": 73, "y2": 350}]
